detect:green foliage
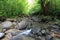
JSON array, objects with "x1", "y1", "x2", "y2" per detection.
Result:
[
  {"x1": 48, "y1": 0, "x2": 60, "y2": 15},
  {"x1": 23, "y1": 0, "x2": 41, "y2": 15},
  {"x1": 0, "y1": 0, "x2": 41, "y2": 17}
]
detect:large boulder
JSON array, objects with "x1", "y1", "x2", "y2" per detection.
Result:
[
  {"x1": 16, "y1": 19, "x2": 30, "y2": 30},
  {"x1": 1, "y1": 21, "x2": 13, "y2": 29}
]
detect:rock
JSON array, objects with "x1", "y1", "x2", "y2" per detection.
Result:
[
  {"x1": 48, "y1": 25, "x2": 59, "y2": 30},
  {"x1": 5, "y1": 29, "x2": 32, "y2": 36},
  {"x1": 0, "y1": 33, "x2": 5, "y2": 39},
  {"x1": 31, "y1": 28, "x2": 40, "y2": 35},
  {"x1": 2, "y1": 29, "x2": 6, "y2": 32},
  {"x1": 9, "y1": 29, "x2": 33, "y2": 40},
  {"x1": 41, "y1": 30, "x2": 46, "y2": 34},
  {"x1": 45, "y1": 35, "x2": 53, "y2": 40},
  {"x1": 10, "y1": 35, "x2": 35, "y2": 40},
  {"x1": 6, "y1": 18, "x2": 17, "y2": 22},
  {"x1": 12, "y1": 22, "x2": 17, "y2": 26},
  {"x1": 41, "y1": 29, "x2": 49, "y2": 36},
  {"x1": 16, "y1": 19, "x2": 29, "y2": 30},
  {"x1": 1, "y1": 21, "x2": 13, "y2": 29},
  {"x1": 41, "y1": 29, "x2": 47, "y2": 36},
  {"x1": 35, "y1": 36, "x2": 41, "y2": 40},
  {"x1": 10, "y1": 36, "x2": 23, "y2": 40},
  {"x1": 37, "y1": 32, "x2": 42, "y2": 36},
  {"x1": 5, "y1": 29, "x2": 22, "y2": 36},
  {"x1": 12, "y1": 22, "x2": 17, "y2": 29},
  {"x1": 53, "y1": 38, "x2": 60, "y2": 40},
  {"x1": 50, "y1": 32, "x2": 60, "y2": 38},
  {"x1": 2, "y1": 33, "x2": 12, "y2": 40},
  {"x1": 31, "y1": 16, "x2": 41, "y2": 22},
  {"x1": 41, "y1": 36, "x2": 45, "y2": 40}
]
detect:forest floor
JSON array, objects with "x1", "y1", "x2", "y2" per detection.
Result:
[{"x1": 0, "y1": 15, "x2": 60, "y2": 40}]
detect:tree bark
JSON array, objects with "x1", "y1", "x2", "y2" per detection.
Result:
[
  {"x1": 41, "y1": 0, "x2": 45, "y2": 15},
  {"x1": 40, "y1": 0, "x2": 50, "y2": 15}
]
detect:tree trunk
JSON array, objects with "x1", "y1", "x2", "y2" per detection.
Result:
[
  {"x1": 41, "y1": 0, "x2": 45, "y2": 15},
  {"x1": 40, "y1": 0, "x2": 50, "y2": 15}
]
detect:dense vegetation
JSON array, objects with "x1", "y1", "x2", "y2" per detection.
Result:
[
  {"x1": 0, "y1": 0, "x2": 60, "y2": 17},
  {"x1": 0, "y1": 0, "x2": 41, "y2": 17},
  {"x1": 47, "y1": 0, "x2": 60, "y2": 16}
]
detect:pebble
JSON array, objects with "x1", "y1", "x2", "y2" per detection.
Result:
[
  {"x1": 31, "y1": 16, "x2": 41, "y2": 22},
  {"x1": 41, "y1": 30, "x2": 46, "y2": 34}
]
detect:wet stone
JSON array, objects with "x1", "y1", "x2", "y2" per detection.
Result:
[
  {"x1": 2, "y1": 33, "x2": 12, "y2": 40},
  {"x1": 41, "y1": 29, "x2": 47, "y2": 36},
  {"x1": 5, "y1": 29, "x2": 22, "y2": 36},
  {"x1": 0, "y1": 33, "x2": 5, "y2": 39},
  {"x1": 41, "y1": 30, "x2": 46, "y2": 34},
  {"x1": 10, "y1": 35, "x2": 35, "y2": 40},
  {"x1": 16, "y1": 19, "x2": 29, "y2": 30},
  {"x1": 31, "y1": 28, "x2": 40, "y2": 35},
  {"x1": 48, "y1": 25, "x2": 59, "y2": 29},
  {"x1": 35, "y1": 36, "x2": 41, "y2": 40},
  {"x1": 11, "y1": 31, "x2": 21, "y2": 36},
  {"x1": 19, "y1": 29, "x2": 32, "y2": 36},
  {"x1": 10, "y1": 36, "x2": 23, "y2": 40},
  {"x1": 45, "y1": 35, "x2": 53, "y2": 40},
  {"x1": 41, "y1": 36, "x2": 45, "y2": 40}
]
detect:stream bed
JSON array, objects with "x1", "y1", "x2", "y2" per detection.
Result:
[{"x1": 0, "y1": 16, "x2": 60, "y2": 40}]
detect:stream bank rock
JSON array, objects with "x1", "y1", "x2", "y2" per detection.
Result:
[
  {"x1": 6, "y1": 18, "x2": 17, "y2": 22},
  {"x1": 1, "y1": 21, "x2": 13, "y2": 29},
  {"x1": 31, "y1": 28, "x2": 40, "y2": 35},
  {"x1": 5, "y1": 29, "x2": 22, "y2": 36},
  {"x1": 0, "y1": 33, "x2": 5, "y2": 39},
  {"x1": 16, "y1": 19, "x2": 30, "y2": 30},
  {"x1": 31, "y1": 16, "x2": 41, "y2": 22},
  {"x1": 2, "y1": 33, "x2": 12, "y2": 40},
  {"x1": 45, "y1": 35, "x2": 53, "y2": 40}
]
